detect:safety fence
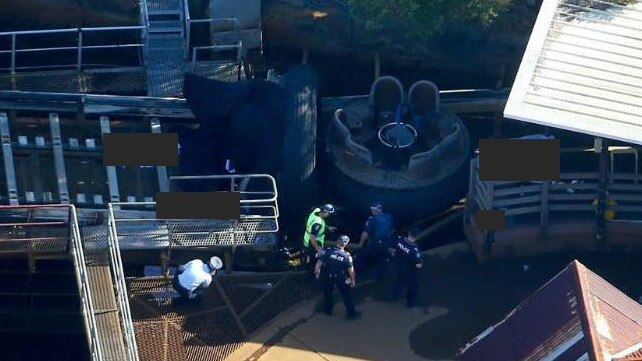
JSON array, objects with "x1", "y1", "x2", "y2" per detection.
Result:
[
  {"x1": 106, "y1": 174, "x2": 279, "y2": 252},
  {"x1": 0, "y1": 204, "x2": 103, "y2": 361},
  {"x1": 0, "y1": 26, "x2": 146, "y2": 73},
  {"x1": 466, "y1": 157, "x2": 642, "y2": 230},
  {"x1": 127, "y1": 271, "x2": 311, "y2": 361}
]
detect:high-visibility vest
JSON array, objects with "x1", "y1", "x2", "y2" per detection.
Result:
[
  {"x1": 303, "y1": 208, "x2": 326, "y2": 248},
  {"x1": 593, "y1": 197, "x2": 617, "y2": 220}
]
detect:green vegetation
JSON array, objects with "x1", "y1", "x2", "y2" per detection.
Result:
[{"x1": 348, "y1": 0, "x2": 512, "y2": 40}]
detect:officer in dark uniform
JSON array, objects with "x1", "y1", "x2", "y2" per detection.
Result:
[
  {"x1": 356, "y1": 201, "x2": 395, "y2": 281},
  {"x1": 389, "y1": 227, "x2": 424, "y2": 308},
  {"x1": 315, "y1": 235, "x2": 361, "y2": 320}
]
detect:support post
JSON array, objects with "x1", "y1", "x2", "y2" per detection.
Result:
[
  {"x1": 374, "y1": 52, "x2": 381, "y2": 80},
  {"x1": 0, "y1": 113, "x2": 19, "y2": 205},
  {"x1": 483, "y1": 181, "x2": 495, "y2": 254},
  {"x1": 100, "y1": 116, "x2": 121, "y2": 204},
  {"x1": 596, "y1": 137, "x2": 609, "y2": 249},
  {"x1": 492, "y1": 110, "x2": 503, "y2": 138},
  {"x1": 151, "y1": 118, "x2": 170, "y2": 193},
  {"x1": 540, "y1": 181, "x2": 549, "y2": 240},
  {"x1": 49, "y1": 114, "x2": 70, "y2": 204}
]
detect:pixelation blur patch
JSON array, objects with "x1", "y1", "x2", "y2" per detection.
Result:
[
  {"x1": 479, "y1": 139, "x2": 560, "y2": 181},
  {"x1": 156, "y1": 192, "x2": 240, "y2": 220},
  {"x1": 103, "y1": 133, "x2": 178, "y2": 166},
  {"x1": 475, "y1": 210, "x2": 506, "y2": 231}
]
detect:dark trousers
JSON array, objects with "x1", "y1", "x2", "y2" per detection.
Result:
[
  {"x1": 172, "y1": 270, "x2": 205, "y2": 302},
  {"x1": 304, "y1": 245, "x2": 319, "y2": 275},
  {"x1": 390, "y1": 269, "x2": 419, "y2": 307},
  {"x1": 322, "y1": 277, "x2": 356, "y2": 317},
  {"x1": 355, "y1": 246, "x2": 389, "y2": 281}
]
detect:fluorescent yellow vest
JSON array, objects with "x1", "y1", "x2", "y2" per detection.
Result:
[
  {"x1": 303, "y1": 208, "x2": 326, "y2": 248},
  {"x1": 593, "y1": 197, "x2": 617, "y2": 220}
]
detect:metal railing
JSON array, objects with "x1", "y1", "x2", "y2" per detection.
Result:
[
  {"x1": 0, "y1": 26, "x2": 146, "y2": 73},
  {"x1": 187, "y1": 18, "x2": 244, "y2": 66},
  {"x1": 107, "y1": 207, "x2": 140, "y2": 361},
  {"x1": 0, "y1": 204, "x2": 104, "y2": 361},
  {"x1": 69, "y1": 204, "x2": 105, "y2": 361},
  {"x1": 106, "y1": 174, "x2": 279, "y2": 250}
]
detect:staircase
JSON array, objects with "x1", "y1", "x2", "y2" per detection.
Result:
[
  {"x1": 85, "y1": 253, "x2": 128, "y2": 361},
  {"x1": 144, "y1": 0, "x2": 188, "y2": 96}
]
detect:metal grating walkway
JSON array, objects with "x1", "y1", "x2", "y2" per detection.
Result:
[
  {"x1": 144, "y1": 0, "x2": 187, "y2": 97},
  {"x1": 86, "y1": 254, "x2": 127, "y2": 361}
]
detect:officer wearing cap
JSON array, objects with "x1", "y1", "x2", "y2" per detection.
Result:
[
  {"x1": 172, "y1": 256, "x2": 223, "y2": 304},
  {"x1": 303, "y1": 204, "x2": 337, "y2": 269},
  {"x1": 389, "y1": 227, "x2": 423, "y2": 308},
  {"x1": 356, "y1": 201, "x2": 395, "y2": 281},
  {"x1": 315, "y1": 235, "x2": 361, "y2": 319}
]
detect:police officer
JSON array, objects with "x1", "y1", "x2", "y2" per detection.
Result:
[
  {"x1": 356, "y1": 201, "x2": 394, "y2": 281},
  {"x1": 302, "y1": 204, "x2": 336, "y2": 270},
  {"x1": 172, "y1": 256, "x2": 223, "y2": 305},
  {"x1": 389, "y1": 227, "x2": 423, "y2": 308},
  {"x1": 315, "y1": 235, "x2": 361, "y2": 319}
]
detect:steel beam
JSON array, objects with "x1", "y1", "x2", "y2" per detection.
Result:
[
  {"x1": 100, "y1": 116, "x2": 121, "y2": 203},
  {"x1": 0, "y1": 112, "x2": 18, "y2": 205},
  {"x1": 48, "y1": 113, "x2": 70, "y2": 204},
  {"x1": 150, "y1": 118, "x2": 170, "y2": 193}
]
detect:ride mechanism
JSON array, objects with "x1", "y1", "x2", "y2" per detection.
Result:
[
  {"x1": 0, "y1": 0, "x2": 514, "y2": 359},
  {"x1": 0, "y1": 0, "x2": 302, "y2": 360}
]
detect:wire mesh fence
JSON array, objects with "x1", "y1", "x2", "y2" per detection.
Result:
[{"x1": 128, "y1": 272, "x2": 311, "y2": 361}]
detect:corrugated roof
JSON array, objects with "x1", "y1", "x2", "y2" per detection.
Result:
[
  {"x1": 457, "y1": 262, "x2": 586, "y2": 361},
  {"x1": 504, "y1": 0, "x2": 642, "y2": 146},
  {"x1": 457, "y1": 260, "x2": 642, "y2": 361},
  {"x1": 578, "y1": 263, "x2": 642, "y2": 359},
  {"x1": 614, "y1": 346, "x2": 642, "y2": 361}
]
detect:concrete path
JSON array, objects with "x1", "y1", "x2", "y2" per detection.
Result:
[{"x1": 226, "y1": 295, "x2": 452, "y2": 361}]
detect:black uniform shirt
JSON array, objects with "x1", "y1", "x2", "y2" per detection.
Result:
[
  {"x1": 320, "y1": 247, "x2": 353, "y2": 279},
  {"x1": 394, "y1": 237, "x2": 422, "y2": 274},
  {"x1": 363, "y1": 212, "x2": 394, "y2": 248}
]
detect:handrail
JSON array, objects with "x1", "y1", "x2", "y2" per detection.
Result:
[
  {"x1": 186, "y1": 17, "x2": 243, "y2": 66},
  {"x1": 107, "y1": 206, "x2": 140, "y2": 361},
  {"x1": 0, "y1": 25, "x2": 147, "y2": 73},
  {"x1": 69, "y1": 205, "x2": 105, "y2": 361},
  {"x1": 107, "y1": 174, "x2": 280, "y2": 250}
]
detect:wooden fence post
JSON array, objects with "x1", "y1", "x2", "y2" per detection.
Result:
[{"x1": 540, "y1": 181, "x2": 549, "y2": 240}]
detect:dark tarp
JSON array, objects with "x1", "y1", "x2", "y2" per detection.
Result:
[{"x1": 180, "y1": 73, "x2": 286, "y2": 191}]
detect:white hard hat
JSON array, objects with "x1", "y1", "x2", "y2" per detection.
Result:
[
  {"x1": 209, "y1": 256, "x2": 223, "y2": 270},
  {"x1": 337, "y1": 235, "x2": 350, "y2": 245}
]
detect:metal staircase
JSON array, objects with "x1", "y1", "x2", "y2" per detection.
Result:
[
  {"x1": 69, "y1": 205, "x2": 138, "y2": 361},
  {"x1": 141, "y1": 0, "x2": 258, "y2": 95},
  {"x1": 0, "y1": 204, "x2": 138, "y2": 361},
  {"x1": 143, "y1": 0, "x2": 188, "y2": 96}
]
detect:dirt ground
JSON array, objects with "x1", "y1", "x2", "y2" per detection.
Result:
[{"x1": 227, "y1": 243, "x2": 642, "y2": 361}]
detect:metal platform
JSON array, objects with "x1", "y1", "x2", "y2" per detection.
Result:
[
  {"x1": 107, "y1": 174, "x2": 280, "y2": 251},
  {"x1": 128, "y1": 271, "x2": 310, "y2": 361},
  {"x1": 0, "y1": 204, "x2": 139, "y2": 361}
]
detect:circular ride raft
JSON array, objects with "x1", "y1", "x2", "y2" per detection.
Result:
[{"x1": 322, "y1": 77, "x2": 471, "y2": 222}]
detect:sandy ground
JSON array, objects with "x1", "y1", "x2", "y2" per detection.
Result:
[{"x1": 224, "y1": 242, "x2": 642, "y2": 361}]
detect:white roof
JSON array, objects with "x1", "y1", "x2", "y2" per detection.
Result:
[{"x1": 504, "y1": 0, "x2": 642, "y2": 146}]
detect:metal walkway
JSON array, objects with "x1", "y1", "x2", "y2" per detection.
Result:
[
  {"x1": 144, "y1": 0, "x2": 187, "y2": 96},
  {"x1": 107, "y1": 174, "x2": 280, "y2": 250},
  {"x1": 0, "y1": 204, "x2": 138, "y2": 361}
]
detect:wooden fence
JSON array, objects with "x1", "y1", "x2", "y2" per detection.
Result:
[{"x1": 466, "y1": 157, "x2": 642, "y2": 235}]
